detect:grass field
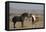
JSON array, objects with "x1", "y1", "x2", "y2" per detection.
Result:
[{"x1": 9, "y1": 14, "x2": 44, "y2": 29}]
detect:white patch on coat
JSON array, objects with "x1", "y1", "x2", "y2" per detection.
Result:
[{"x1": 32, "y1": 15, "x2": 36, "y2": 22}]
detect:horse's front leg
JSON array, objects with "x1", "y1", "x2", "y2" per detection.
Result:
[{"x1": 21, "y1": 21, "x2": 23, "y2": 28}]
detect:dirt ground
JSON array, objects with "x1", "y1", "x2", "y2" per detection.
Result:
[{"x1": 9, "y1": 14, "x2": 44, "y2": 29}]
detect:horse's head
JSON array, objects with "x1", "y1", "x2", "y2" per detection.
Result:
[
  {"x1": 30, "y1": 14, "x2": 32, "y2": 17},
  {"x1": 27, "y1": 13, "x2": 32, "y2": 18},
  {"x1": 21, "y1": 13, "x2": 28, "y2": 21}
]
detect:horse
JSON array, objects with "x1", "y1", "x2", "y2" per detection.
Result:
[
  {"x1": 31, "y1": 14, "x2": 39, "y2": 24},
  {"x1": 12, "y1": 13, "x2": 29, "y2": 28},
  {"x1": 28, "y1": 14, "x2": 37, "y2": 24}
]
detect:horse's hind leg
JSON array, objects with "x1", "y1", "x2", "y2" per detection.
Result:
[{"x1": 13, "y1": 22, "x2": 16, "y2": 29}]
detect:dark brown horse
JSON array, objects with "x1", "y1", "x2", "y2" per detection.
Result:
[{"x1": 12, "y1": 13, "x2": 29, "y2": 28}]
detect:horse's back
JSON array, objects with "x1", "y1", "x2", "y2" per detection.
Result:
[{"x1": 12, "y1": 16, "x2": 22, "y2": 22}]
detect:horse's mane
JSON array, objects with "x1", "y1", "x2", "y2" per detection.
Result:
[{"x1": 21, "y1": 13, "x2": 28, "y2": 17}]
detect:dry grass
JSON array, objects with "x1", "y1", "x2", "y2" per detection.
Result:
[{"x1": 9, "y1": 14, "x2": 44, "y2": 29}]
